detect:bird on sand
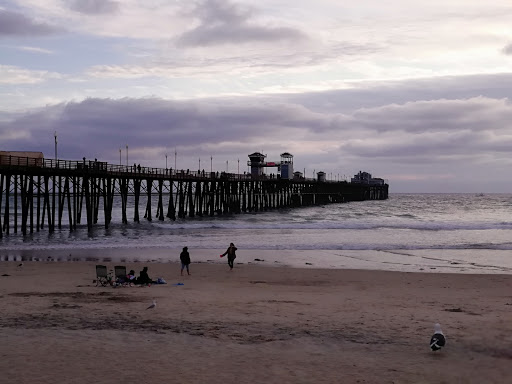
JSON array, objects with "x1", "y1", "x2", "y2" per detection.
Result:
[
  {"x1": 17, "y1": 263, "x2": 23, "y2": 268},
  {"x1": 146, "y1": 300, "x2": 157, "y2": 310},
  {"x1": 430, "y1": 323, "x2": 446, "y2": 351}
]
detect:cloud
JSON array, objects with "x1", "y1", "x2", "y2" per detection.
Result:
[
  {"x1": 351, "y1": 97, "x2": 512, "y2": 134},
  {"x1": 84, "y1": 52, "x2": 325, "y2": 79},
  {"x1": 17, "y1": 46, "x2": 55, "y2": 54},
  {"x1": 0, "y1": 65, "x2": 62, "y2": 84},
  {"x1": 282, "y1": 73, "x2": 512, "y2": 114},
  {"x1": 176, "y1": 0, "x2": 308, "y2": 47},
  {"x1": 502, "y1": 42, "x2": 512, "y2": 55},
  {"x1": 85, "y1": 40, "x2": 378, "y2": 81},
  {"x1": 68, "y1": 0, "x2": 120, "y2": 15},
  {"x1": 0, "y1": 9, "x2": 62, "y2": 36}
]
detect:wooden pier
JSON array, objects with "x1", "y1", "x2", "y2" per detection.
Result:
[{"x1": 0, "y1": 155, "x2": 388, "y2": 236}]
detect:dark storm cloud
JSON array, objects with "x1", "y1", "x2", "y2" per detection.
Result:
[
  {"x1": 1, "y1": 92, "x2": 511, "y2": 166},
  {"x1": 176, "y1": 0, "x2": 307, "y2": 47},
  {"x1": 341, "y1": 129, "x2": 509, "y2": 161},
  {"x1": 326, "y1": 96, "x2": 512, "y2": 167},
  {"x1": 0, "y1": 10, "x2": 62, "y2": 36},
  {"x1": 69, "y1": 0, "x2": 120, "y2": 15},
  {"x1": 0, "y1": 97, "x2": 320, "y2": 159},
  {"x1": 350, "y1": 97, "x2": 512, "y2": 134}
]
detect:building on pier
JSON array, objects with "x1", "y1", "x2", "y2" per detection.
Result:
[
  {"x1": 351, "y1": 171, "x2": 385, "y2": 185},
  {"x1": 248, "y1": 152, "x2": 266, "y2": 177},
  {"x1": 0, "y1": 151, "x2": 44, "y2": 167},
  {"x1": 279, "y1": 152, "x2": 294, "y2": 179},
  {"x1": 247, "y1": 152, "x2": 294, "y2": 179}
]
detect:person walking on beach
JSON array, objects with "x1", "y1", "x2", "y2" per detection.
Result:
[
  {"x1": 180, "y1": 246, "x2": 191, "y2": 276},
  {"x1": 221, "y1": 243, "x2": 237, "y2": 270}
]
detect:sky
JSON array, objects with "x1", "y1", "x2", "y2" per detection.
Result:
[{"x1": 1, "y1": 0, "x2": 512, "y2": 193}]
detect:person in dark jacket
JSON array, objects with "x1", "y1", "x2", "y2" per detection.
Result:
[
  {"x1": 138, "y1": 266, "x2": 152, "y2": 285},
  {"x1": 220, "y1": 243, "x2": 237, "y2": 270},
  {"x1": 180, "y1": 246, "x2": 191, "y2": 276}
]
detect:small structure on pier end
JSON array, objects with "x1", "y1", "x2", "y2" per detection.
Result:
[
  {"x1": 293, "y1": 171, "x2": 303, "y2": 180},
  {"x1": 279, "y1": 152, "x2": 294, "y2": 179},
  {"x1": 351, "y1": 171, "x2": 385, "y2": 185}
]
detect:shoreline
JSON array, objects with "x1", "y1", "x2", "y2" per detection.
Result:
[
  {"x1": 1, "y1": 260, "x2": 511, "y2": 383},
  {"x1": 1, "y1": 247, "x2": 511, "y2": 274}
]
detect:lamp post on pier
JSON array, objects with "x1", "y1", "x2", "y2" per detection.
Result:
[
  {"x1": 119, "y1": 148, "x2": 122, "y2": 165},
  {"x1": 226, "y1": 160, "x2": 228, "y2": 172},
  {"x1": 54, "y1": 131, "x2": 58, "y2": 161},
  {"x1": 210, "y1": 156, "x2": 212, "y2": 173},
  {"x1": 126, "y1": 144, "x2": 128, "y2": 166},
  {"x1": 199, "y1": 157, "x2": 201, "y2": 171},
  {"x1": 237, "y1": 159, "x2": 239, "y2": 174},
  {"x1": 174, "y1": 148, "x2": 177, "y2": 170},
  {"x1": 165, "y1": 153, "x2": 168, "y2": 169}
]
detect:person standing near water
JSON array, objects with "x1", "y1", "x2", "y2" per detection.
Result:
[
  {"x1": 220, "y1": 243, "x2": 237, "y2": 270},
  {"x1": 180, "y1": 246, "x2": 191, "y2": 276}
]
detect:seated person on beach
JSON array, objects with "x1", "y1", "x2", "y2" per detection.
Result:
[
  {"x1": 127, "y1": 270, "x2": 136, "y2": 282},
  {"x1": 137, "y1": 266, "x2": 152, "y2": 285}
]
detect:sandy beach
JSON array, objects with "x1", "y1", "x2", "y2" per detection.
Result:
[{"x1": 1, "y1": 257, "x2": 511, "y2": 384}]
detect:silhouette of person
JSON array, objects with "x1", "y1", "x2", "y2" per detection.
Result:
[
  {"x1": 180, "y1": 246, "x2": 191, "y2": 276},
  {"x1": 221, "y1": 243, "x2": 237, "y2": 270}
]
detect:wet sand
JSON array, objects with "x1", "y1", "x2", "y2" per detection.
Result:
[{"x1": 0, "y1": 259, "x2": 511, "y2": 384}]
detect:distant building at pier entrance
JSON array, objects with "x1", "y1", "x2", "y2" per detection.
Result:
[{"x1": 0, "y1": 151, "x2": 44, "y2": 167}]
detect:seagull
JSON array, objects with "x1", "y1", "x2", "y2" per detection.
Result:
[
  {"x1": 17, "y1": 263, "x2": 23, "y2": 268},
  {"x1": 146, "y1": 300, "x2": 157, "y2": 310},
  {"x1": 430, "y1": 323, "x2": 446, "y2": 351}
]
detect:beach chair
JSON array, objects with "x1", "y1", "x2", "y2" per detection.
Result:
[
  {"x1": 114, "y1": 265, "x2": 129, "y2": 286},
  {"x1": 95, "y1": 265, "x2": 109, "y2": 286}
]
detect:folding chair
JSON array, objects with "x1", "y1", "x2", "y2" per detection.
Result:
[
  {"x1": 95, "y1": 265, "x2": 109, "y2": 286},
  {"x1": 114, "y1": 265, "x2": 129, "y2": 286}
]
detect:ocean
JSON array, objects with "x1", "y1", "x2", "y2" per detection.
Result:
[{"x1": 1, "y1": 193, "x2": 511, "y2": 274}]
